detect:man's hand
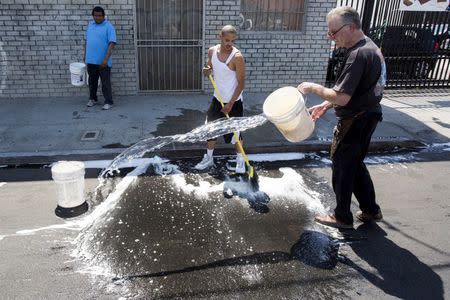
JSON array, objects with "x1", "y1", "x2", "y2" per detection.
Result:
[
  {"x1": 221, "y1": 102, "x2": 233, "y2": 115},
  {"x1": 100, "y1": 59, "x2": 108, "y2": 68},
  {"x1": 297, "y1": 82, "x2": 318, "y2": 94},
  {"x1": 308, "y1": 101, "x2": 331, "y2": 121},
  {"x1": 203, "y1": 65, "x2": 212, "y2": 76}
]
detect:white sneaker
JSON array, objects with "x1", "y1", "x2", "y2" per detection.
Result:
[
  {"x1": 194, "y1": 154, "x2": 214, "y2": 170},
  {"x1": 235, "y1": 157, "x2": 246, "y2": 174},
  {"x1": 102, "y1": 103, "x2": 112, "y2": 110},
  {"x1": 86, "y1": 99, "x2": 96, "y2": 107}
]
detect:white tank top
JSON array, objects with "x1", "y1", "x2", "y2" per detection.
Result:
[{"x1": 212, "y1": 45, "x2": 243, "y2": 103}]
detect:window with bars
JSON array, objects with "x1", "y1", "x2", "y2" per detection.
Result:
[{"x1": 239, "y1": 0, "x2": 306, "y2": 31}]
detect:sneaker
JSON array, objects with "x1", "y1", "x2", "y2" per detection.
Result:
[
  {"x1": 86, "y1": 99, "x2": 97, "y2": 107},
  {"x1": 102, "y1": 103, "x2": 112, "y2": 110},
  {"x1": 315, "y1": 214, "x2": 353, "y2": 229},
  {"x1": 356, "y1": 210, "x2": 383, "y2": 223},
  {"x1": 235, "y1": 157, "x2": 246, "y2": 174},
  {"x1": 194, "y1": 154, "x2": 214, "y2": 170}
]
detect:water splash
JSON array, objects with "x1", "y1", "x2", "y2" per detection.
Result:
[{"x1": 100, "y1": 114, "x2": 267, "y2": 177}]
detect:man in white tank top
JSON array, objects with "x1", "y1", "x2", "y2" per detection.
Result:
[{"x1": 194, "y1": 25, "x2": 246, "y2": 173}]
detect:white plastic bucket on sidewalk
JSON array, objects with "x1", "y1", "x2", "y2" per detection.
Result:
[
  {"x1": 263, "y1": 86, "x2": 315, "y2": 142},
  {"x1": 69, "y1": 62, "x2": 86, "y2": 86},
  {"x1": 51, "y1": 161, "x2": 88, "y2": 218}
]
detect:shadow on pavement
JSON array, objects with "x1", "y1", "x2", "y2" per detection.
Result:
[
  {"x1": 343, "y1": 222, "x2": 444, "y2": 300},
  {"x1": 114, "y1": 251, "x2": 294, "y2": 281},
  {"x1": 114, "y1": 229, "x2": 341, "y2": 282}
]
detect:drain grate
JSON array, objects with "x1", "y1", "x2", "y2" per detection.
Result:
[{"x1": 81, "y1": 130, "x2": 100, "y2": 141}]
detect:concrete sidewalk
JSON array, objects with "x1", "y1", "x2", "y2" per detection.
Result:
[{"x1": 0, "y1": 89, "x2": 449, "y2": 164}]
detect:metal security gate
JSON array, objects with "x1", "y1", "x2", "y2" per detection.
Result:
[
  {"x1": 326, "y1": 0, "x2": 450, "y2": 89},
  {"x1": 136, "y1": 0, "x2": 203, "y2": 91}
]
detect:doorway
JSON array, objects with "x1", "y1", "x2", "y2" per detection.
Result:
[{"x1": 136, "y1": 0, "x2": 203, "y2": 91}]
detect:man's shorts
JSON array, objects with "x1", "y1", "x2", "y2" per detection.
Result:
[{"x1": 206, "y1": 97, "x2": 243, "y2": 144}]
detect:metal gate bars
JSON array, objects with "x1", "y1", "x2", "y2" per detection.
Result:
[
  {"x1": 136, "y1": 0, "x2": 203, "y2": 92},
  {"x1": 327, "y1": 0, "x2": 450, "y2": 89}
]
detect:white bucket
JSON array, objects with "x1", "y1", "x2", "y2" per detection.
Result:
[
  {"x1": 263, "y1": 86, "x2": 315, "y2": 142},
  {"x1": 51, "y1": 161, "x2": 88, "y2": 218},
  {"x1": 69, "y1": 62, "x2": 86, "y2": 86}
]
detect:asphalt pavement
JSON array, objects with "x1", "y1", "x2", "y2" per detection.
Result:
[
  {"x1": 1, "y1": 88, "x2": 449, "y2": 165},
  {"x1": 1, "y1": 88, "x2": 450, "y2": 299},
  {"x1": 1, "y1": 153, "x2": 449, "y2": 299}
]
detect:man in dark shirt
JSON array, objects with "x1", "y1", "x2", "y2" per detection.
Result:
[{"x1": 298, "y1": 6, "x2": 386, "y2": 229}]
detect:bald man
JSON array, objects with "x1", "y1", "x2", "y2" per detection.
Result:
[{"x1": 194, "y1": 25, "x2": 247, "y2": 174}]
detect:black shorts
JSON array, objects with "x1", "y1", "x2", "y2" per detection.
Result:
[{"x1": 206, "y1": 97, "x2": 243, "y2": 144}]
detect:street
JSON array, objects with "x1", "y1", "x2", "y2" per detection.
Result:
[{"x1": 1, "y1": 147, "x2": 449, "y2": 299}]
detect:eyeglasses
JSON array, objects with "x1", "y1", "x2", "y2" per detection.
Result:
[{"x1": 327, "y1": 24, "x2": 350, "y2": 38}]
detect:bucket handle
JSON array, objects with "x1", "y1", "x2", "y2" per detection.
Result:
[
  {"x1": 300, "y1": 92, "x2": 310, "y2": 115},
  {"x1": 299, "y1": 92, "x2": 308, "y2": 104}
]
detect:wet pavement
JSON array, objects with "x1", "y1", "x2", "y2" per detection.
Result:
[
  {"x1": 1, "y1": 148, "x2": 449, "y2": 299},
  {"x1": 74, "y1": 156, "x2": 348, "y2": 299}
]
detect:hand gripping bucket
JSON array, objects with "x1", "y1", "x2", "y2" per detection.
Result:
[
  {"x1": 51, "y1": 161, "x2": 88, "y2": 218},
  {"x1": 263, "y1": 86, "x2": 315, "y2": 142},
  {"x1": 69, "y1": 62, "x2": 86, "y2": 86}
]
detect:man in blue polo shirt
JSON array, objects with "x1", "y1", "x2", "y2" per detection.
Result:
[{"x1": 85, "y1": 6, "x2": 117, "y2": 110}]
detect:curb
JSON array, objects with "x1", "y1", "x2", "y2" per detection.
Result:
[{"x1": 0, "y1": 138, "x2": 425, "y2": 166}]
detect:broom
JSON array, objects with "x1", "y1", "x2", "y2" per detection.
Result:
[{"x1": 208, "y1": 74, "x2": 259, "y2": 190}]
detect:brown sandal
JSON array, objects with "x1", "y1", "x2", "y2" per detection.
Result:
[{"x1": 315, "y1": 214, "x2": 353, "y2": 229}]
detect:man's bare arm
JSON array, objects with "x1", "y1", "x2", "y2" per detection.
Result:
[
  {"x1": 203, "y1": 47, "x2": 213, "y2": 76},
  {"x1": 228, "y1": 53, "x2": 245, "y2": 105},
  {"x1": 101, "y1": 42, "x2": 116, "y2": 67},
  {"x1": 298, "y1": 82, "x2": 351, "y2": 107}
]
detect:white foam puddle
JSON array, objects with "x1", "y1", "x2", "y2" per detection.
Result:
[
  {"x1": 259, "y1": 168, "x2": 326, "y2": 214},
  {"x1": 171, "y1": 173, "x2": 223, "y2": 199},
  {"x1": 248, "y1": 152, "x2": 307, "y2": 162},
  {"x1": 170, "y1": 167, "x2": 326, "y2": 215},
  {"x1": 0, "y1": 182, "x2": 6, "y2": 187}
]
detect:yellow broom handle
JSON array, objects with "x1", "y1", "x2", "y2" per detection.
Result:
[{"x1": 208, "y1": 74, "x2": 252, "y2": 169}]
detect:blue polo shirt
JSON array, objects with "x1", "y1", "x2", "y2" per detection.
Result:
[{"x1": 85, "y1": 19, "x2": 117, "y2": 67}]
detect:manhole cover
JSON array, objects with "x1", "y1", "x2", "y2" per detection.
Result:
[{"x1": 81, "y1": 130, "x2": 100, "y2": 141}]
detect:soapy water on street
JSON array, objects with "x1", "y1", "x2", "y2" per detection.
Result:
[
  {"x1": 72, "y1": 157, "x2": 341, "y2": 298},
  {"x1": 4, "y1": 114, "x2": 448, "y2": 297},
  {"x1": 49, "y1": 113, "x2": 344, "y2": 296}
]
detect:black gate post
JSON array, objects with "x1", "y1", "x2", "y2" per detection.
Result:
[{"x1": 361, "y1": 0, "x2": 375, "y2": 34}]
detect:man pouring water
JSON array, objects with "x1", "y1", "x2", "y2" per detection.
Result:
[
  {"x1": 194, "y1": 25, "x2": 247, "y2": 174},
  {"x1": 298, "y1": 7, "x2": 386, "y2": 229}
]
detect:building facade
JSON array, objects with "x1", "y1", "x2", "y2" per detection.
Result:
[{"x1": 0, "y1": 0, "x2": 334, "y2": 98}]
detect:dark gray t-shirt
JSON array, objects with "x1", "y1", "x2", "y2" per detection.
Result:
[{"x1": 333, "y1": 36, "x2": 385, "y2": 119}]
